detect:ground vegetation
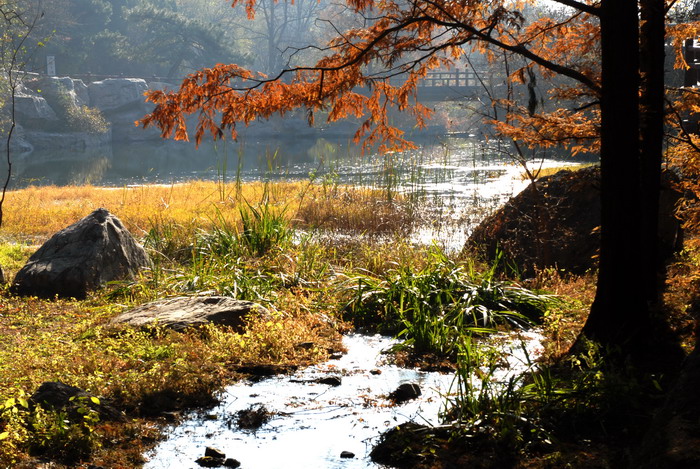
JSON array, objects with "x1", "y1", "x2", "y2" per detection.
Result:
[{"x1": 0, "y1": 175, "x2": 696, "y2": 467}]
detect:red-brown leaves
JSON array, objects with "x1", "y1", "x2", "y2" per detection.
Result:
[{"x1": 139, "y1": 0, "x2": 604, "y2": 154}]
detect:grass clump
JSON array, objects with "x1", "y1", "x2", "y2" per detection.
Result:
[{"x1": 343, "y1": 247, "x2": 557, "y2": 356}]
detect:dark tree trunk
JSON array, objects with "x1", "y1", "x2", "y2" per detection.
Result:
[
  {"x1": 639, "y1": 0, "x2": 665, "y2": 306},
  {"x1": 582, "y1": 0, "x2": 648, "y2": 348}
]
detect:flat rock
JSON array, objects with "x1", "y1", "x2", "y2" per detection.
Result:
[
  {"x1": 109, "y1": 296, "x2": 269, "y2": 331},
  {"x1": 12, "y1": 208, "x2": 150, "y2": 298}
]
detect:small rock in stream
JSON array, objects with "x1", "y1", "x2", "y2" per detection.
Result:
[
  {"x1": 195, "y1": 456, "x2": 224, "y2": 468},
  {"x1": 195, "y1": 447, "x2": 228, "y2": 467},
  {"x1": 205, "y1": 447, "x2": 226, "y2": 459},
  {"x1": 389, "y1": 383, "x2": 422, "y2": 403},
  {"x1": 340, "y1": 451, "x2": 356, "y2": 459},
  {"x1": 317, "y1": 376, "x2": 342, "y2": 386},
  {"x1": 370, "y1": 369, "x2": 382, "y2": 375},
  {"x1": 223, "y1": 458, "x2": 241, "y2": 468},
  {"x1": 236, "y1": 404, "x2": 273, "y2": 430},
  {"x1": 160, "y1": 411, "x2": 179, "y2": 421}
]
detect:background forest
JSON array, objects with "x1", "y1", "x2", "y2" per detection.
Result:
[{"x1": 21, "y1": 0, "x2": 341, "y2": 79}]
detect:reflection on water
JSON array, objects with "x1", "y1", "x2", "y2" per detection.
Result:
[
  {"x1": 1, "y1": 135, "x2": 573, "y2": 191},
  {"x1": 3, "y1": 135, "x2": 363, "y2": 188}
]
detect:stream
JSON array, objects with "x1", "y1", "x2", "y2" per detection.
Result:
[{"x1": 144, "y1": 331, "x2": 543, "y2": 469}]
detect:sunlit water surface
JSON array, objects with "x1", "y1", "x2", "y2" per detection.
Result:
[{"x1": 144, "y1": 332, "x2": 543, "y2": 469}]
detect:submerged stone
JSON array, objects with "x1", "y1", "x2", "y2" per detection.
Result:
[{"x1": 195, "y1": 456, "x2": 224, "y2": 468}]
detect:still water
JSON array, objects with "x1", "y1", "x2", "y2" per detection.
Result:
[{"x1": 4, "y1": 133, "x2": 569, "y2": 192}]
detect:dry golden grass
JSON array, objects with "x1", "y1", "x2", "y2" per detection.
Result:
[
  {"x1": 1, "y1": 181, "x2": 298, "y2": 241},
  {"x1": 0, "y1": 181, "x2": 414, "y2": 243},
  {"x1": 295, "y1": 186, "x2": 414, "y2": 235}
]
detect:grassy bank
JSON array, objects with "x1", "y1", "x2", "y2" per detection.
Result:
[
  {"x1": 0, "y1": 179, "x2": 693, "y2": 468},
  {"x1": 0, "y1": 181, "x2": 434, "y2": 467}
]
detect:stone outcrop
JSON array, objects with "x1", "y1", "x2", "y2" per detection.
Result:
[
  {"x1": 109, "y1": 296, "x2": 269, "y2": 331},
  {"x1": 12, "y1": 208, "x2": 150, "y2": 298},
  {"x1": 14, "y1": 86, "x2": 58, "y2": 123},
  {"x1": 30, "y1": 76, "x2": 90, "y2": 110},
  {"x1": 466, "y1": 165, "x2": 683, "y2": 276},
  {"x1": 5, "y1": 76, "x2": 164, "y2": 151},
  {"x1": 88, "y1": 78, "x2": 163, "y2": 141},
  {"x1": 88, "y1": 78, "x2": 149, "y2": 113}
]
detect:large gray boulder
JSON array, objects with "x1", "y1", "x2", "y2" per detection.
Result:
[
  {"x1": 14, "y1": 88, "x2": 58, "y2": 123},
  {"x1": 30, "y1": 76, "x2": 90, "y2": 110},
  {"x1": 88, "y1": 78, "x2": 149, "y2": 113},
  {"x1": 109, "y1": 296, "x2": 269, "y2": 331},
  {"x1": 12, "y1": 208, "x2": 150, "y2": 298}
]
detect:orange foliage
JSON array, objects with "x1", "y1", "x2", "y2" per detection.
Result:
[{"x1": 139, "y1": 0, "x2": 605, "y2": 154}]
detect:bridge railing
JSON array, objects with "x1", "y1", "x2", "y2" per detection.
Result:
[{"x1": 420, "y1": 68, "x2": 485, "y2": 88}]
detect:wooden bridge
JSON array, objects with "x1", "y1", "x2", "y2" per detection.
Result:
[{"x1": 409, "y1": 69, "x2": 488, "y2": 101}]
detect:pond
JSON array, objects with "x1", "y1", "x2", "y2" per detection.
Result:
[
  {"x1": 2, "y1": 132, "x2": 579, "y2": 251},
  {"x1": 143, "y1": 331, "x2": 543, "y2": 469}
]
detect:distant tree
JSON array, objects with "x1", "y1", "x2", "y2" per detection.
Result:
[
  {"x1": 120, "y1": 5, "x2": 245, "y2": 79},
  {"x1": 0, "y1": 0, "x2": 42, "y2": 228},
  {"x1": 30, "y1": 0, "x2": 114, "y2": 75},
  {"x1": 228, "y1": 0, "x2": 328, "y2": 75}
]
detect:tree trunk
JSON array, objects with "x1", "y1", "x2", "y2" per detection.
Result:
[
  {"x1": 639, "y1": 0, "x2": 665, "y2": 306},
  {"x1": 582, "y1": 0, "x2": 648, "y2": 349}
]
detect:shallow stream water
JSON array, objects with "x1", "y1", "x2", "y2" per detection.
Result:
[{"x1": 144, "y1": 331, "x2": 543, "y2": 469}]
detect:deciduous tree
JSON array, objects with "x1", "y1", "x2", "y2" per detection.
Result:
[{"x1": 140, "y1": 0, "x2": 676, "y2": 358}]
